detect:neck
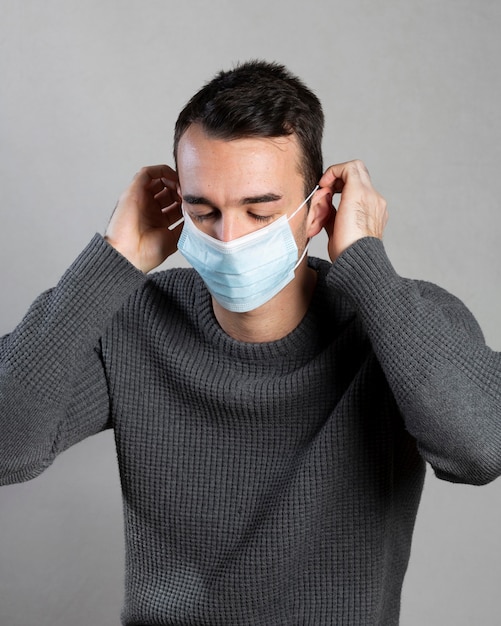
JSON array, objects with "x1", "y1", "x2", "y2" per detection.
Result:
[{"x1": 212, "y1": 261, "x2": 318, "y2": 343}]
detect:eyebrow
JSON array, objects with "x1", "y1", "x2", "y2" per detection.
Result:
[{"x1": 182, "y1": 193, "x2": 283, "y2": 207}]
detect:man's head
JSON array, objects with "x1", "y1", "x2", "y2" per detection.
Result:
[
  {"x1": 173, "y1": 60, "x2": 324, "y2": 196},
  {"x1": 173, "y1": 61, "x2": 332, "y2": 319}
]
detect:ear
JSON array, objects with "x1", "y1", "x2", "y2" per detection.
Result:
[{"x1": 305, "y1": 187, "x2": 332, "y2": 238}]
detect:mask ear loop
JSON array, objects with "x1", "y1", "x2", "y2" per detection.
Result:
[
  {"x1": 293, "y1": 241, "x2": 309, "y2": 271},
  {"x1": 288, "y1": 185, "x2": 320, "y2": 221},
  {"x1": 168, "y1": 215, "x2": 185, "y2": 231},
  {"x1": 290, "y1": 185, "x2": 319, "y2": 270}
]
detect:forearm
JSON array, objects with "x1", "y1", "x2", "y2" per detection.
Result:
[
  {"x1": 328, "y1": 237, "x2": 501, "y2": 485},
  {"x1": 0, "y1": 235, "x2": 147, "y2": 484}
]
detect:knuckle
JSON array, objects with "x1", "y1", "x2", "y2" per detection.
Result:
[
  {"x1": 133, "y1": 167, "x2": 147, "y2": 181},
  {"x1": 347, "y1": 159, "x2": 371, "y2": 180},
  {"x1": 353, "y1": 159, "x2": 368, "y2": 172}
]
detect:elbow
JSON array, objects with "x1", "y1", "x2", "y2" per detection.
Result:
[
  {"x1": 0, "y1": 452, "x2": 52, "y2": 486},
  {"x1": 431, "y1": 448, "x2": 501, "y2": 486}
]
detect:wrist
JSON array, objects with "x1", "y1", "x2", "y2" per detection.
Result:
[{"x1": 103, "y1": 236, "x2": 146, "y2": 273}]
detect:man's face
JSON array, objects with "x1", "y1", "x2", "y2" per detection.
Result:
[{"x1": 176, "y1": 124, "x2": 311, "y2": 246}]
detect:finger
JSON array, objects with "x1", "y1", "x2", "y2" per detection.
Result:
[
  {"x1": 161, "y1": 176, "x2": 179, "y2": 192},
  {"x1": 134, "y1": 164, "x2": 178, "y2": 188},
  {"x1": 161, "y1": 178, "x2": 182, "y2": 203},
  {"x1": 150, "y1": 179, "x2": 167, "y2": 197},
  {"x1": 154, "y1": 186, "x2": 180, "y2": 209},
  {"x1": 161, "y1": 201, "x2": 184, "y2": 230},
  {"x1": 318, "y1": 166, "x2": 345, "y2": 193},
  {"x1": 323, "y1": 178, "x2": 345, "y2": 195},
  {"x1": 319, "y1": 160, "x2": 371, "y2": 190}
]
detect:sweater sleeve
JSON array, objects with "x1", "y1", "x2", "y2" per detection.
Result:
[
  {"x1": 327, "y1": 237, "x2": 501, "y2": 486},
  {"x1": 0, "y1": 234, "x2": 148, "y2": 485}
]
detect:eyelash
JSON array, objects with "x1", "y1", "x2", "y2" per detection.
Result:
[
  {"x1": 251, "y1": 214, "x2": 273, "y2": 222},
  {"x1": 190, "y1": 213, "x2": 213, "y2": 223},
  {"x1": 191, "y1": 212, "x2": 273, "y2": 223}
]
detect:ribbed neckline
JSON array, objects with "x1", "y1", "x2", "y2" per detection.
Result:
[{"x1": 192, "y1": 257, "x2": 344, "y2": 364}]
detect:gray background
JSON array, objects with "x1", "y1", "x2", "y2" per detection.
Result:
[{"x1": 1, "y1": 1, "x2": 500, "y2": 624}]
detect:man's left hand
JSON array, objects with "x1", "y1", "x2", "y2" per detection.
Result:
[{"x1": 319, "y1": 160, "x2": 388, "y2": 262}]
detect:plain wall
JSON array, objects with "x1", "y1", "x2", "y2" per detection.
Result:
[{"x1": 1, "y1": 1, "x2": 500, "y2": 624}]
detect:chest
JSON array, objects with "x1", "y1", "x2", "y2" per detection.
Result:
[{"x1": 103, "y1": 311, "x2": 396, "y2": 484}]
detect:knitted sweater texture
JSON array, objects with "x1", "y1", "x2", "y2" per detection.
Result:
[{"x1": 1, "y1": 235, "x2": 501, "y2": 625}]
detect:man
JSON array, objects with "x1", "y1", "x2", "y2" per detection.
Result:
[{"x1": 1, "y1": 61, "x2": 500, "y2": 625}]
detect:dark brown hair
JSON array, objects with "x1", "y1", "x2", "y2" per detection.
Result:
[{"x1": 174, "y1": 60, "x2": 324, "y2": 195}]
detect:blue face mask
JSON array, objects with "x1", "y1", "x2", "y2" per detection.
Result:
[{"x1": 177, "y1": 186, "x2": 318, "y2": 313}]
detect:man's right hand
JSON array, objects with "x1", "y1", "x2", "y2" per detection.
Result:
[{"x1": 104, "y1": 165, "x2": 183, "y2": 273}]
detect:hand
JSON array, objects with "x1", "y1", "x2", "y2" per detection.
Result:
[
  {"x1": 104, "y1": 165, "x2": 182, "y2": 273},
  {"x1": 318, "y1": 160, "x2": 388, "y2": 262}
]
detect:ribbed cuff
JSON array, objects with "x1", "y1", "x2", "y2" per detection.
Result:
[
  {"x1": 326, "y1": 237, "x2": 400, "y2": 313},
  {"x1": 65, "y1": 234, "x2": 148, "y2": 326}
]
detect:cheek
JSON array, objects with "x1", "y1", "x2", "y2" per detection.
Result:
[{"x1": 293, "y1": 219, "x2": 309, "y2": 250}]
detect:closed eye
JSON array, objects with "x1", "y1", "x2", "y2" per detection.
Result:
[
  {"x1": 182, "y1": 192, "x2": 282, "y2": 224},
  {"x1": 190, "y1": 211, "x2": 273, "y2": 223},
  {"x1": 249, "y1": 213, "x2": 274, "y2": 222},
  {"x1": 189, "y1": 211, "x2": 218, "y2": 223}
]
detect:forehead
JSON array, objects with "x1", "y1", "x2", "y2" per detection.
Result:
[{"x1": 176, "y1": 124, "x2": 303, "y2": 193}]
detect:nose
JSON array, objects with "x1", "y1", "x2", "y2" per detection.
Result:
[{"x1": 214, "y1": 214, "x2": 245, "y2": 242}]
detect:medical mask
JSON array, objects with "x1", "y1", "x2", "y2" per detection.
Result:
[{"x1": 177, "y1": 186, "x2": 318, "y2": 313}]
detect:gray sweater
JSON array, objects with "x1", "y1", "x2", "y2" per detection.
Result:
[{"x1": 1, "y1": 234, "x2": 501, "y2": 625}]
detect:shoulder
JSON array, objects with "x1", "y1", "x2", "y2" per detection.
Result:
[
  {"x1": 149, "y1": 265, "x2": 198, "y2": 292},
  {"x1": 145, "y1": 266, "x2": 203, "y2": 307},
  {"x1": 114, "y1": 265, "x2": 204, "y2": 322}
]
